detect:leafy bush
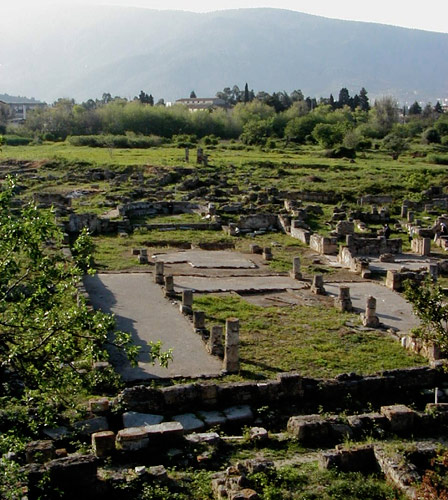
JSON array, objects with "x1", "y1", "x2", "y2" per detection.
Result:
[
  {"x1": 427, "y1": 154, "x2": 448, "y2": 165},
  {"x1": 68, "y1": 134, "x2": 163, "y2": 148},
  {"x1": 4, "y1": 135, "x2": 33, "y2": 146},
  {"x1": 422, "y1": 127, "x2": 441, "y2": 144},
  {"x1": 172, "y1": 134, "x2": 197, "y2": 148}
]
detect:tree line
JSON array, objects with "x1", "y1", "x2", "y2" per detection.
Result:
[{"x1": 4, "y1": 86, "x2": 448, "y2": 156}]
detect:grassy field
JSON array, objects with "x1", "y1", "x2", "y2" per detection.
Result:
[{"x1": 1, "y1": 140, "x2": 435, "y2": 379}]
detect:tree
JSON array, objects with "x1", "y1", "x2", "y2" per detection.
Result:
[
  {"x1": 0, "y1": 178, "x2": 171, "y2": 441},
  {"x1": 404, "y1": 279, "x2": 448, "y2": 355},
  {"x1": 312, "y1": 123, "x2": 344, "y2": 148},
  {"x1": 243, "y1": 83, "x2": 250, "y2": 103},
  {"x1": 337, "y1": 88, "x2": 351, "y2": 109},
  {"x1": 408, "y1": 101, "x2": 422, "y2": 115},
  {"x1": 434, "y1": 101, "x2": 444, "y2": 114},
  {"x1": 358, "y1": 88, "x2": 370, "y2": 112},
  {"x1": 138, "y1": 90, "x2": 152, "y2": 104},
  {"x1": 381, "y1": 132, "x2": 408, "y2": 159},
  {"x1": 371, "y1": 97, "x2": 399, "y2": 136},
  {"x1": 190, "y1": 90, "x2": 197, "y2": 98}
]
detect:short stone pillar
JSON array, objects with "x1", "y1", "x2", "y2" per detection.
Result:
[
  {"x1": 334, "y1": 286, "x2": 353, "y2": 312},
  {"x1": 407, "y1": 211, "x2": 414, "y2": 223},
  {"x1": 92, "y1": 431, "x2": 116, "y2": 458},
  {"x1": 154, "y1": 261, "x2": 165, "y2": 285},
  {"x1": 401, "y1": 204, "x2": 408, "y2": 218},
  {"x1": 290, "y1": 257, "x2": 302, "y2": 280},
  {"x1": 422, "y1": 238, "x2": 431, "y2": 256},
  {"x1": 263, "y1": 247, "x2": 273, "y2": 261},
  {"x1": 311, "y1": 275, "x2": 326, "y2": 295},
  {"x1": 223, "y1": 318, "x2": 239, "y2": 373},
  {"x1": 208, "y1": 325, "x2": 224, "y2": 357},
  {"x1": 197, "y1": 147, "x2": 203, "y2": 164},
  {"x1": 185, "y1": 147, "x2": 189, "y2": 163},
  {"x1": 208, "y1": 203, "x2": 216, "y2": 216},
  {"x1": 164, "y1": 275, "x2": 175, "y2": 298},
  {"x1": 361, "y1": 295, "x2": 380, "y2": 327},
  {"x1": 138, "y1": 248, "x2": 148, "y2": 264},
  {"x1": 180, "y1": 289, "x2": 193, "y2": 315},
  {"x1": 193, "y1": 311, "x2": 206, "y2": 331}
]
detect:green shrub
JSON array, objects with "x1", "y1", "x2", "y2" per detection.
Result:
[
  {"x1": 68, "y1": 134, "x2": 163, "y2": 148},
  {"x1": 427, "y1": 154, "x2": 448, "y2": 165},
  {"x1": 4, "y1": 135, "x2": 33, "y2": 146}
]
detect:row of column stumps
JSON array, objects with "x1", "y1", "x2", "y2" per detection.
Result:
[{"x1": 178, "y1": 289, "x2": 239, "y2": 373}]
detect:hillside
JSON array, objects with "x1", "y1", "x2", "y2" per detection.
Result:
[{"x1": 1, "y1": 5, "x2": 447, "y2": 103}]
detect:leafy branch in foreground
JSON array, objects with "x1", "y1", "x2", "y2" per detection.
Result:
[
  {"x1": 0, "y1": 177, "x2": 169, "y2": 446},
  {"x1": 404, "y1": 278, "x2": 448, "y2": 355}
]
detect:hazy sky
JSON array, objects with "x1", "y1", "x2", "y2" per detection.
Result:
[{"x1": 8, "y1": 0, "x2": 448, "y2": 33}]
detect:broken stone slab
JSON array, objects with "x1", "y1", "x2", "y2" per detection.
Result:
[
  {"x1": 223, "y1": 405, "x2": 254, "y2": 425},
  {"x1": 319, "y1": 444, "x2": 376, "y2": 473},
  {"x1": 249, "y1": 427, "x2": 269, "y2": 442},
  {"x1": 172, "y1": 413, "x2": 206, "y2": 433},
  {"x1": 116, "y1": 426, "x2": 150, "y2": 451},
  {"x1": 380, "y1": 404, "x2": 416, "y2": 433},
  {"x1": 287, "y1": 414, "x2": 331, "y2": 444},
  {"x1": 148, "y1": 465, "x2": 168, "y2": 480},
  {"x1": 42, "y1": 426, "x2": 70, "y2": 441},
  {"x1": 185, "y1": 432, "x2": 221, "y2": 445},
  {"x1": 347, "y1": 412, "x2": 388, "y2": 438},
  {"x1": 72, "y1": 416, "x2": 109, "y2": 437},
  {"x1": 88, "y1": 397, "x2": 110, "y2": 414},
  {"x1": 197, "y1": 410, "x2": 227, "y2": 427},
  {"x1": 146, "y1": 421, "x2": 184, "y2": 442},
  {"x1": 122, "y1": 411, "x2": 164, "y2": 428}
]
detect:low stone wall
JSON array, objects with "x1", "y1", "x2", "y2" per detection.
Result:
[
  {"x1": 282, "y1": 190, "x2": 339, "y2": 204},
  {"x1": 135, "y1": 222, "x2": 221, "y2": 231},
  {"x1": 118, "y1": 201, "x2": 205, "y2": 218},
  {"x1": 346, "y1": 235, "x2": 402, "y2": 256},
  {"x1": 66, "y1": 213, "x2": 118, "y2": 235},
  {"x1": 117, "y1": 366, "x2": 446, "y2": 416},
  {"x1": 237, "y1": 214, "x2": 280, "y2": 231},
  {"x1": 358, "y1": 195, "x2": 394, "y2": 205},
  {"x1": 385, "y1": 269, "x2": 428, "y2": 292},
  {"x1": 309, "y1": 234, "x2": 338, "y2": 255},
  {"x1": 411, "y1": 237, "x2": 431, "y2": 256},
  {"x1": 290, "y1": 222, "x2": 311, "y2": 245},
  {"x1": 338, "y1": 246, "x2": 369, "y2": 274}
]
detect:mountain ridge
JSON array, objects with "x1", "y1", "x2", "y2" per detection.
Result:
[{"x1": 1, "y1": 6, "x2": 447, "y2": 103}]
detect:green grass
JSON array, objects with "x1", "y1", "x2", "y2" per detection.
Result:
[{"x1": 194, "y1": 295, "x2": 425, "y2": 379}]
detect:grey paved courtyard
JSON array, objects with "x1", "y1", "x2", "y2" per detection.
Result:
[
  {"x1": 84, "y1": 273, "x2": 222, "y2": 381},
  {"x1": 152, "y1": 250, "x2": 256, "y2": 268},
  {"x1": 325, "y1": 281, "x2": 419, "y2": 333}
]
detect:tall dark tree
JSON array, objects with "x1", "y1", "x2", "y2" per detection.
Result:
[
  {"x1": 290, "y1": 89, "x2": 304, "y2": 102},
  {"x1": 329, "y1": 94, "x2": 335, "y2": 109},
  {"x1": 148, "y1": 94, "x2": 154, "y2": 106},
  {"x1": 244, "y1": 83, "x2": 250, "y2": 103},
  {"x1": 190, "y1": 90, "x2": 197, "y2": 98},
  {"x1": 138, "y1": 90, "x2": 152, "y2": 104},
  {"x1": 337, "y1": 88, "x2": 351, "y2": 108},
  {"x1": 408, "y1": 101, "x2": 422, "y2": 115},
  {"x1": 434, "y1": 101, "x2": 444, "y2": 114},
  {"x1": 359, "y1": 87, "x2": 370, "y2": 111}
]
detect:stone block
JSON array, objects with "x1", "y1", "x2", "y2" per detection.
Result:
[
  {"x1": 92, "y1": 431, "x2": 115, "y2": 457},
  {"x1": 116, "y1": 427, "x2": 149, "y2": 451},
  {"x1": 42, "y1": 426, "x2": 70, "y2": 441},
  {"x1": 197, "y1": 410, "x2": 227, "y2": 427},
  {"x1": 172, "y1": 413, "x2": 205, "y2": 433},
  {"x1": 223, "y1": 405, "x2": 254, "y2": 425},
  {"x1": 148, "y1": 465, "x2": 168, "y2": 480},
  {"x1": 347, "y1": 412, "x2": 388, "y2": 437},
  {"x1": 380, "y1": 405, "x2": 416, "y2": 433},
  {"x1": 287, "y1": 415, "x2": 331, "y2": 444},
  {"x1": 73, "y1": 416, "x2": 109, "y2": 437},
  {"x1": 88, "y1": 398, "x2": 109, "y2": 414},
  {"x1": 46, "y1": 454, "x2": 98, "y2": 490},
  {"x1": 26, "y1": 440, "x2": 56, "y2": 464},
  {"x1": 230, "y1": 489, "x2": 259, "y2": 500},
  {"x1": 249, "y1": 427, "x2": 269, "y2": 442},
  {"x1": 185, "y1": 432, "x2": 221, "y2": 445},
  {"x1": 146, "y1": 421, "x2": 184, "y2": 442},
  {"x1": 122, "y1": 411, "x2": 164, "y2": 428},
  {"x1": 162, "y1": 383, "x2": 200, "y2": 411}
]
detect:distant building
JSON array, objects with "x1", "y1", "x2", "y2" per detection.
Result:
[
  {"x1": 0, "y1": 95, "x2": 46, "y2": 123},
  {"x1": 175, "y1": 97, "x2": 228, "y2": 111}
]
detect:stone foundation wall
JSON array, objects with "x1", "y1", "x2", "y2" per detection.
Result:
[
  {"x1": 237, "y1": 214, "x2": 280, "y2": 231},
  {"x1": 282, "y1": 190, "x2": 339, "y2": 204},
  {"x1": 118, "y1": 366, "x2": 445, "y2": 415},
  {"x1": 385, "y1": 269, "x2": 428, "y2": 292},
  {"x1": 290, "y1": 224, "x2": 311, "y2": 245},
  {"x1": 66, "y1": 213, "x2": 118, "y2": 235},
  {"x1": 118, "y1": 201, "x2": 205, "y2": 218},
  {"x1": 309, "y1": 234, "x2": 338, "y2": 255},
  {"x1": 346, "y1": 235, "x2": 402, "y2": 256}
]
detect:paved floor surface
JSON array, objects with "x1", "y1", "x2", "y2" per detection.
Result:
[
  {"x1": 326, "y1": 281, "x2": 419, "y2": 333},
  {"x1": 84, "y1": 273, "x2": 222, "y2": 381},
  {"x1": 174, "y1": 275, "x2": 308, "y2": 293},
  {"x1": 152, "y1": 250, "x2": 256, "y2": 268}
]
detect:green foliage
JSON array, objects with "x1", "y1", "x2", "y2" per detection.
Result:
[
  {"x1": 312, "y1": 123, "x2": 344, "y2": 148},
  {"x1": 381, "y1": 132, "x2": 408, "y2": 159},
  {"x1": 404, "y1": 279, "x2": 448, "y2": 354},
  {"x1": 428, "y1": 154, "x2": 448, "y2": 165},
  {"x1": 3, "y1": 134, "x2": 33, "y2": 146},
  {"x1": 68, "y1": 134, "x2": 163, "y2": 148},
  {"x1": 241, "y1": 118, "x2": 274, "y2": 145},
  {"x1": 422, "y1": 127, "x2": 441, "y2": 144}
]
